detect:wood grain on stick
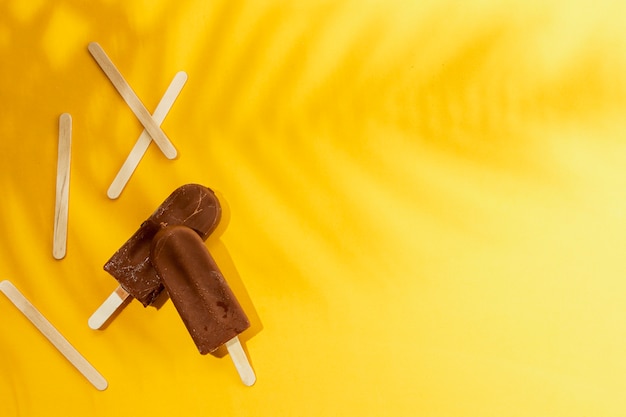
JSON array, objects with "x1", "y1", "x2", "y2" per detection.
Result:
[
  {"x1": 53, "y1": 113, "x2": 72, "y2": 260},
  {"x1": 0, "y1": 280, "x2": 108, "y2": 391},
  {"x1": 88, "y1": 42, "x2": 177, "y2": 159},
  {"x1": 88, "y1": 285, "x2": 131, "y2": 330},
  {"x1": 225, "y1": 336, "x2": 256, "y2": 386}
]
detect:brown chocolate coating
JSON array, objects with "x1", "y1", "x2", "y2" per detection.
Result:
[
  {"x1": 103, "y1": 184, "x2": 221, "y2": 306},
  {"x1": 150, "y1": 225, "x2": 250, "y2": 354}
]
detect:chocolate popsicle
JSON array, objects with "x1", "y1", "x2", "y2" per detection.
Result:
[
  {"x1": 151, "y1": 225, "x2": 255, "y2": 385},
  {"x1": 88, "y1": 184, "x2": 221, "y2": 329}
]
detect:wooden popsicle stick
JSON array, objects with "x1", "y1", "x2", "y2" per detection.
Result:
[
  {"x1": 0, "y1": 280, "x2": 108, "y2": 391},
  {"x1": 107, "y1": 71, "x2": 187, "y2": 199},
  {"x1": 88, "y1": 285, "x2": 131, "y2": 330},
  {"x1": 88, "y1": 42, "x2": 177, "y2": 159},
  {"x1": 53, "y1": 113, "x2": 72, "y2": 260},
  {"x1": 225, "y1": 336, "x2": 256, "y2": 386}
]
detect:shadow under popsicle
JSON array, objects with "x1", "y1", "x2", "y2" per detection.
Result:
[
  {"x1": 204, "y1": 189, "x2": 264, "y2": 355},
  {"x1": 204, "y1": 236, "x2": 263, "y2": 359}
]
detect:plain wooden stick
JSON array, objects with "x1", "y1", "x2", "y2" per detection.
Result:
[
  {"x1": 225, "y1": 336, "x2": 256, "y2": 386},
  {"x1": 53, "y1": 113, "x2": 72, "y2": 260},
  {"x1": 88, "y1": 285, "x2": 131, "y2": 330},
  {"x1": 0, "y1": 280, "x2": 108, "y2": 391},
  {"x1": 88, "y1": 42, "x2": 177, "y2": 159},
  {"x1": 107, "y1": 71, "x2": 187, "y2": 199}
]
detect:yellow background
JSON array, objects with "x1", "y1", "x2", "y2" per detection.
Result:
[{"x1": 1, "y1": 0, "x2": 626, "y2": 415}]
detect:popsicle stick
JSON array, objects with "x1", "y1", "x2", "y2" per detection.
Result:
[
  {"x1": 88, "y1": 42, "x2": 177, "y2": 159},
  {"x1": 225, "y1": 336, "x2": 256, "y2": 386},
  {"x1": 88, "y1": 285, "x2": 131, "y2": 330},
  {"x1": 53, "y1": 113, "x2": 72, "y2": 260},
  {"x1": 0, "y1": 280, "x2": 108, "y2": 391},
  {"x1": 107, "y1": 71, "x2": 187, "y2": 199}
]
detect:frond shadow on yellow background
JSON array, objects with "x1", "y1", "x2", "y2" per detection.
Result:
[{"x1": 2, "y1": 0, "x2": 626, "y2": 416}]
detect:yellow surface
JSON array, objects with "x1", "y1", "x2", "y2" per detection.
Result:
[{"x1": 1, "y1": 0, "x2": 626, "y2": 415}]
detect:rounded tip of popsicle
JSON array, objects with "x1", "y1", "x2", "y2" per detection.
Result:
[
  {"x1": 87, "y1": 315, "x2": 103, "y2": 330},
  {"x1": 175, "y1": 71, "x2": 188, "y2": 82},
  {"x1": 241, "y1": 373, "x2": 256, "y2": 387},
  {"x1": 94, "y1": 378, "x2": 108, "y2": 391},
  {"x1": 106, "y1": 188, "x2": 121, "y2": 200},
  {"x1": 165, "y1": 147, "x2": 178, "y2": 160},
  {"x1": 88, "y1": 307, "x2": 111, "y2": 330}
]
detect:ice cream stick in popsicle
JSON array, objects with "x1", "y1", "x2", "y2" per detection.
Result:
[
  {"x1": 88, "y1": 285, "x2": 130, "y2": 330},
  {"x1": 225, "y1": 336, "x2": 256, "y2": 386},
  {"x1": 107, "y1": 71, "x2": 187, "y2": 199},
  {"x1": 88, "y1": 42, "x2": 177, "y2": 159},
  {"x1": 0, "y1": 280, "x2": 108, "y2": 391},
  {"x1": 53, "y1": 113, "x2": 72, "y2": 260}
]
